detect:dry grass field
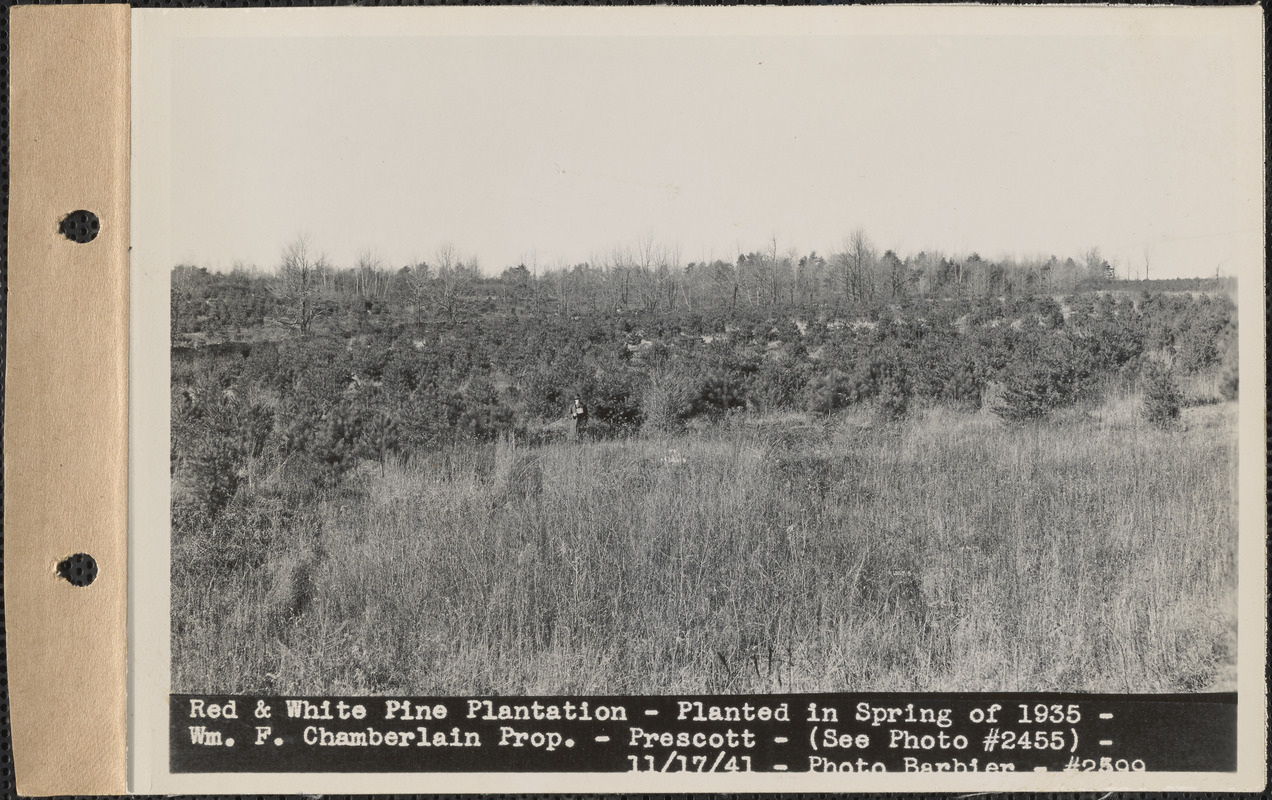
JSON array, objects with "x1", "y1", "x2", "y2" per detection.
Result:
[{"x1": 172, "y1": 392, "x2": 1237, "y2": 696}]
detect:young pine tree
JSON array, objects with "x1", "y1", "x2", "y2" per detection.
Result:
[{"x1": 1142, "y1": 363, "x2": 1182, "y2": 428}]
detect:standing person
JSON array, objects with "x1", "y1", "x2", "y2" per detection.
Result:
[{"x1": 570, "y1": 396, "x2": 588, "y2": 440}]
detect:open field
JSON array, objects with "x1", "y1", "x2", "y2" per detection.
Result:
[{"x1": 172, "y1": 396, "x2": 1236, "y2": 696}]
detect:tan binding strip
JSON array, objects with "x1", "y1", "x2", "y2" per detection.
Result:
[{"x1": 5, "y1": 5, "x2": 130, "y2": 795}]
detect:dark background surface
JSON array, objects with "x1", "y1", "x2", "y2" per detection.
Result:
[{"x1": 169, "y1": 692, "x2": 1238, "y2": 774}]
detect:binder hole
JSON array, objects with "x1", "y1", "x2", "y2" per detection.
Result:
[
  {"x1": 57, "y1": 553, "x2": 98, "y2": 587},
  {"x1": 59, "y1": 210, "x2": 100, "y2": 243}
]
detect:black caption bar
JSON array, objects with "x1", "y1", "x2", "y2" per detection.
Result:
[{"x1": 171, "y1": 692, "x2": 1236, "y2": 774}]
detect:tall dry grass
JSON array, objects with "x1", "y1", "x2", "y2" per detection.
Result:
[{"x1": 172, "y1": 398, "x2": 1237, "y2": 696}]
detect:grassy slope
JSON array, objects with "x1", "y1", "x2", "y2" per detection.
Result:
[{"x1": 173, "y1": 399, "x2": 1236, "y2": 696}]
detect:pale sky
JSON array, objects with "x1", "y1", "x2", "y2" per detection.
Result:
[{"x1": 158, "y1": 8, "x2": 1264, "y2": 279}]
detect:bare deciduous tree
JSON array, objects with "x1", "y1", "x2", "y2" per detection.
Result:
[
  {"x1": 272, "y1": 235, "x2": 328, "y2": 337},
  {"x1": 634, "y1": 233, "x2": 663, "y2": 313},
  {"x1": 879, "y1": 250, "x2": 908, "y2": 301},
  {"x1": 764, "y1": 236, "x2": 784, "y2": 306},
  {"x1": 434, "y1": 244, "x2": 479, "y2": 321},
  {"x1": 662, "y1": 243, "x2": 682, "y2": 312},
  {"x1": 545, "y1": 260, "x2": 574, "y2": 316},
  {"x1": 1083, "y1": 246, "x2": 1111, "y2": 282},
  {"x1": 834, "y1": 228, "x2": 876, "y2": 303},
  {"x1": 354, "y1": 249, "x2": 388, "y2": 299},
  {"x1": 709, "y1": 258, "x2": 739, "y2": 313},
  {"x1": 404, "y1": 258, "x2": 432, "y2": 326}
]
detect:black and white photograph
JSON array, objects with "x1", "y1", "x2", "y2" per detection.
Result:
[{"x1": 126, "y1": 5, "x2": 1265, "y2": 790}]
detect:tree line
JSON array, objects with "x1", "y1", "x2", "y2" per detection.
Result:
[{"x1": 175, "y1": 232, "x2": 1166, "y2": 340}]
